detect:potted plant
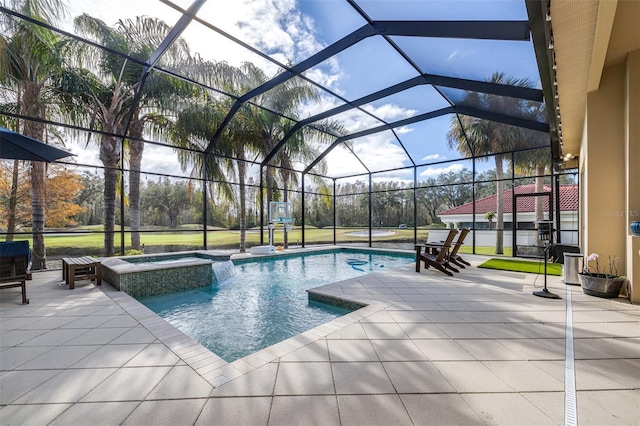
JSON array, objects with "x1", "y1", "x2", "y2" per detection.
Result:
[{"x1": 578, "y1": 253, "x2": 625, "y2": 298}]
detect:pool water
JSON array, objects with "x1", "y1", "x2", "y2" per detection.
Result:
[{"x1": 139, "y1": 249, "x2": 413, "y2": 362}]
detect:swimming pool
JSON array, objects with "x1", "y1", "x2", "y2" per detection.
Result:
[{"x1": 139, "y1": 249, "x2": 413, "y2": 362}]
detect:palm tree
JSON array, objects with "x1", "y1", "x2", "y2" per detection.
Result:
[
  {"x1": 170, "y1": 59, "x2": 341, "y2": 251},
  {"x1": 166, "y1": 59, "x2": 255, "y2": 251},
  {"x1": 240, "y1": 63, "x2": 342, "y2": 247},
  {"x1": 170, "y1": 99, "x2": 236, "y2": 199},
  {"x1": 56, "y1": 14, "x2": 189, "y2": 255},
  {"x1": 273, "y1": 119, "x2": 335, "y2": 247},
  {"x1": 239, "y1": 64, "x2": 315, "y2": 205},
  {"x1": 55, "y1": 63, "x2": 128, "y2": 256},
  {"x1": 484, "y1": 211, "x2": 496, "y2": 229},
  {"x1": 512, "y1": 103, "x2": 551, "y2": 245},
  {"x1": 1, "y1": 0, "x2": 67, "y2": 268},
  {"x1": 447, "y1": 72, "x2": 536, "y2": 254}
]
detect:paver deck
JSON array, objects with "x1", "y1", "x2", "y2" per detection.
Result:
[{"x1": 1, "y1": 253, "x2": 638, "y2": 425}]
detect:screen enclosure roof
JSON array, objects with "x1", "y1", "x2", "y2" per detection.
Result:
[{"x1": 1, "y1": 0, "x2": 560, "y2": 180}]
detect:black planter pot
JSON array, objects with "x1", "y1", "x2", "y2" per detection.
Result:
[{"x1": 578, "y1": 273, "x2": 625, "y2": 298}]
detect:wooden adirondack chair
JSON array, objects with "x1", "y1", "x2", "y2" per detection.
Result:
[
  {"x1": 448, "y1": 228, "x2": 471, "y2": 268},
  {"x1": 414, "y1": 229, "x2": 458, "y2": 276}
]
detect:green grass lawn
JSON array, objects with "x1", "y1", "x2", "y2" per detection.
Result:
[
  {"x1": 457, "y1": 246, "x2": 513, "y2": 256},
  {"x1": 24, "y1": 227, "x2": 430, "y2": 255},
  {"x1": 477, "y1": 258, "x2": 563, "y2": 276},
  {"x1": 13, "y1": 226, "x2": 515, "y2": 258}
]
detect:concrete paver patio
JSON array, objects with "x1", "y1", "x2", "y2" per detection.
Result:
[{"x1": 1, "y1": 253, "x2": 638, "y2": 425}]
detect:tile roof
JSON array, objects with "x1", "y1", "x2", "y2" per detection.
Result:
[{"x1": 439, "y1": 184, "x2": 578, "y2": 216}]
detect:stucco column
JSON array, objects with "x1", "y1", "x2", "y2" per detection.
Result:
[
  {"x1": 583, "y1": 62, "x2": 626, "y2": 272},
  {"x1": 625, "y1": 49, "x2": 640, "y2": 303}
]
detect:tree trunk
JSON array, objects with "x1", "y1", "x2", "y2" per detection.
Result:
[
  {"x1": 100, "y1": 135, "x2": 120, "y2": 257},
  {"x1": 128, "y1": 120, "x2": 144, "y2": 250},
  {"x1": 534, "y1": 163, "x2": 546, "y2": 246},
  {"x1": 282, "y1": 171, "x2": 290, "y2": 249},
  {"x1": 6, "y1": 160, "x2": 20, "y2": 242},
  {"x1": 495, "y1": 154, "x2": 504, "y2": 255},
  {"x1": 23, "y1": 82, "x2": 47, "y2": 269},
  {"x1": 265, "y1": 166, "x2": 274, "y2": 208},
  {"x1": 30, "y1": 161, "x2": 47, "y2": 269},
  {"x1": 237, "y1": 154, "x2": 247, "y2": 253}
]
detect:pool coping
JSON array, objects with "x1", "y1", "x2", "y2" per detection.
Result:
[{"x1": 100, "y1": 246, "x2": 405, "y2": 387}]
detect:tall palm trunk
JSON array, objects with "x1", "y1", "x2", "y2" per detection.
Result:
[
  {"x1": 30, "y1": 161, "x2": 47, "y2": 268},
  {"x1": 128, "y1": 119, "x2": 144, "y2": 250},
  {"x1": 265, "y1": 166, "x2": 275, "y2": 208},
  {"x1": 534, "y1": 162, "x2": 546, "y2": 246},
  {"x1": 100, "y1": 134, "x2": 121, "y2": 256},
  {"x1": 237, "y1": 154, "x2": 247, "y2": 252},
  {"x1": 23, "y1": 82, "x2": 47, "y2": 269},
  {"x1": 282, "y1": 170, "x2": 290, "y2": 249},
  {"x1": 6, "y1": 160, "x2": 20, "y2": 242},
  {"x1": 495, "y1": 154, "x2": 504, "y2": 255}
]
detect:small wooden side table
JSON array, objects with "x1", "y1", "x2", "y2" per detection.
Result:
[{"x1": 62, "y1": 256, "x2": 101, "y2": 289}]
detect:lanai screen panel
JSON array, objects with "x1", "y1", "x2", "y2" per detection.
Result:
[
  {"x1": 302, "y1": 36, "x2": 420, "y2": 103},
  {"x1": 513, "y1": 146, "x2": 552, "y2": 178},
  {"x1": 355, "y1": 0, "x2": 528, "y2": 20},
  {"x1": 455, "y1": 113, "x2": 550, "y2": 158},
  {"x1": 438, "y1": 87, "x2": 547, "y2": 123},
  {"x1": 310, "y1": 146, "x2": 369, "y2": 179},
  {"x1": 347, "y1": 130, "x2": 412, "y2": 174},
  {"x1": 192, "y1": 0, "x2": 368, "y2": 63},
  {"x1": 2, "y1": 0, "x2": 555, "y2": 197},
  {"x1": 1, "y1": 0, "x2": 565, "y2": 260},
  {"x1": 62, "y1": 0, "x2": 183, "y2": 53},
  {"x1": 395, "y1": 36, "x2": 541, "y2": 86},
  {"x1": 361, "y1": 85, "x2": 451, "y2": 123},
  {"x1": 165, "y1": 17, "x2": 291, "y2": 93},
  {"x1": 396, "y1": 114, "x2": 469, "y2": 166},
  {"x1": 417, "y1": 159, "x2": 474, "y2": 184}
]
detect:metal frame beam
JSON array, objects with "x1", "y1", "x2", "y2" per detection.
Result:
[
  {"x1": 262, "y1": 74, "x2": 543, "y2": 167},
  {"x1": 205, "y1": 19, "x2": 531, "y2": 155},
  {"x1": 303, "y1": 107, "x2": 455, "y2": 174},
  {"x1": 455, "y1": 106, "x2": 550, "y2": 133},
  {"x1": 303, "y1": 105, "x2": 548, "y2": 175},
  {"x1": 526, "y1": 0, "x2": 561, "y2": 164},
  {"x1": 204, "y1": 24, "x2": 376, "y2": 154},
  {"x1": 372, "y1": 20, "x2": 530, "y2": 40}
]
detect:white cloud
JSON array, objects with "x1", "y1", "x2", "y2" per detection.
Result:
[
  {"x1": 319, "y1": 145, "x2": 367, "y2": 177},
  {"x1": 419, "y1": 163, "x2": 463, "y2": 177},
  {"x1": 69, "y1": 141, "x2": 100, "y2": 168},
  {"x1": 395, "y1": 126, "x2": 413, "y2": 135},
  {"x1": 208, "y1": 0, "x2": 323, "y2": 65},
  {"x1": 304, "y1": 68, "x2": 345, "y2": 93},
  {"x1": 422, "y1": 153, "x2": 445, "y2": 161},
  {"x1": 362, "y1": 104, "x2": 418, "y2": 122},
  {"x1": 447, "y1": 48, "x2": 464, "y2": 61},
  {"x1": 372, "y1": 169, "x2": 413, "y2": 184},
  {"x1": 351, "y1": 133, "x2": 409, "y2": 171}
]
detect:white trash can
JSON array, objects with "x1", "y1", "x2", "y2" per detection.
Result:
[{"x1": 563, "y1": 253, "x2": 583, "y2": 285}]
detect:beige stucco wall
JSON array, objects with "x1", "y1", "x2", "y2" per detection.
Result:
[
  {"x1": 625, "y1": 49, "x2": 640, "y2": 303},
  {"x1": 581, "y1": 49, "x2": 640, "y2": 303},
  {"x1": 583, "y1": 62, "x2": 626, "y2": 262}
]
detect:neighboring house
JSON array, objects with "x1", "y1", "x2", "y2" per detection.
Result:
[{"x1": 437, "y1": 184, "x2": 579, "y2": 245}]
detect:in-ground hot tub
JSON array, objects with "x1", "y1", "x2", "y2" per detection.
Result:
[{"x1": 100, "y1": 250, "x2": 231, "y2": 298}]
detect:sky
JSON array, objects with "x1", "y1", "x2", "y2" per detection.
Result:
[{"x1": 45, "y1": 0, "x2": 541, "y2": 184}]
